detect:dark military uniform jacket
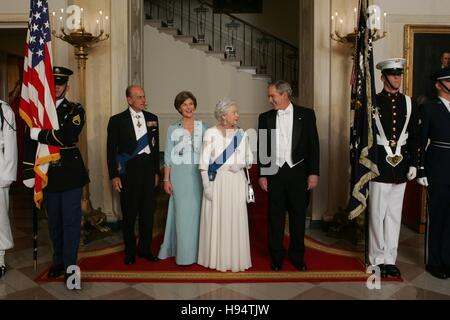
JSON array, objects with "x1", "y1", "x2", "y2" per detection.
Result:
[
  {"x1": 373, "y1": 90, "x2": 419, "y2": 184},
  {"x1": 106, "y1": 109, "x2": 160, "y2": 179},
  {"x1": 23, "y1": 98, "x2": 89, "y2": 192},
  {"x1": 418, "y1": 97, "x2": 450, "y2": 185}
]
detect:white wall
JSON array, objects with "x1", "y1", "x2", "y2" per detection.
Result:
[
  {"x1": 144, "y1": 24, "x2": 270, "y2": 149},
  {"x1": 0, "y1": 0, "x2": 29, "y2": 15}
]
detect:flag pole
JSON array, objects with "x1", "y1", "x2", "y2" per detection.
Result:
[
  {"x1": 365, "y1": 207, "x2": 369, "y2": 266},
  {"x1": 32, "y1": 203, "x2": 38, "y2": 271}
]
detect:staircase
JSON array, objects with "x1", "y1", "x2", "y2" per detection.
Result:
[
  {"x1": 144, "y1": 0, "x2": 299, "y2": 91},
  {"x1": 147, "y1": 19, "x2": 272, "y2": 83}
]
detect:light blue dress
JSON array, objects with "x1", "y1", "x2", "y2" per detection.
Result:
[{"x1": 158, "y1": 120, "x2": 208, "y2": 265}]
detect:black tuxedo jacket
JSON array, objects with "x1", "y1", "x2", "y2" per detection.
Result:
[
  {"x1": 257, "y1": 104, "x2": 320, "y2": 177},
  {"x1": 107, "y1": 109, "x2": 160, "y2": 179}
]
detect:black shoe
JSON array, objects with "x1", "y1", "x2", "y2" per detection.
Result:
[
  {"x1": 47, "y1": 264, "x2": 65, "y2": 278},
  {"x1": 289, "y1": 259, "x2": 307, "y2": 271},
  {"x1": 124, "y1": 255, "x2": 136, "y2": 265},
  {"x1": 446, "y1": 265, "x2": 450, "y2": 276},
  {"x1": 138, "y1": 253, "x2": 159, "y2": 262},
  {"x1": 0, "y1": 265, "x2": 6, "y2": 278},
  {"x1": 426, "y1": 265, "x2": 449, "y2": 279},
  {"x1": 385, "y1": 264, "x2": 401, "y2": 278},
  {"x1": 376, "y1": 264, "x2": 388, "y2": 278},
  {"x1": 271, "y1": 261, "x2": 282, "y2": 271}
]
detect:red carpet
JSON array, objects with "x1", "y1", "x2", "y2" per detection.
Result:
[{"x1": 35, "y1": 167, "x2": 400, "y2": 283}]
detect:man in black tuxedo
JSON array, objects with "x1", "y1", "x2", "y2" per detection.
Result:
[
  {"x1": 257, "y1": 80, "x2": 320, "y2": 271},
  {"x1": 417, "y1": 67, "x2": 450, "y2": 279},
  {"x1": 107, "y1": 85, "x2": 160, "y2": 265}
]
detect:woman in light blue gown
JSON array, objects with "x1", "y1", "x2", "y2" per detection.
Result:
[{"x1": 158, "y1": 91, "x2": 208, "y2": 265}]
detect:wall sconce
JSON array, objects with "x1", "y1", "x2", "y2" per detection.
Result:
[
  {"x1": 330, "y1": 5, "x2": 387, "y2": 45},
  {"x1": 51, "y1": 6, "x2": 110, "y2": 68}
]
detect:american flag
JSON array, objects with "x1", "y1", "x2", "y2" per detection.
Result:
[
  {"x1": 347, "y1": 0, "x2": 379, "y2": 220},
  {"x1": 19, "y1": 0, "x2": 60, "y2": 208}
]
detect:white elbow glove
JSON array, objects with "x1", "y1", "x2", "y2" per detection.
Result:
[
  {"x1": 417, "y1": 177, "x2": 429, "y2": 187},
  {"x1": 407, "y1": 167, "x2": 417, "y2": 181},
  {"x1": 201, "y1": 170, "x2": 213, "y2": 201}
]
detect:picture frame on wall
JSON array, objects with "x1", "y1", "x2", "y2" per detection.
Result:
[{"x1": 404, "y1": 25, "x2": 450, "y2": 104}]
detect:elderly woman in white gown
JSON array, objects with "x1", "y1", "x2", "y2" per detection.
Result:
[
  {"x1": 0, "y1": 100, "x2": 17, "y2": 278},
  {"x1": 197, "y1": 98, "x2": 253, "y2": 272}
]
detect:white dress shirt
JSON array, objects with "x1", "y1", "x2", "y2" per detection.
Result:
[
  {"x1": 276, "y1": 103, "x2": 294, "y2": 168},
  {"x1": 129, "y1": 107, "x2": 150, "y2": 155},
  {"x1": 56, "y1": 98, "x2": 64, "y2": 108},
  {"x1": 439, "y1": 96, "x2": 450, "y2": 113}
]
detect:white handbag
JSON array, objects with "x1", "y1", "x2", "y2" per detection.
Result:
[{"x1": 245, "y1": 167, "x2": 255, "y2": 203}]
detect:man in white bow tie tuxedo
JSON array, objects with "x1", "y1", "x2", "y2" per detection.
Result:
[
  {"x1": 107, "y1": 85, "x2": 160, "y2": 265},
  {"x1": 257, "y1": 80, "x2": 320, "y2": 272}
]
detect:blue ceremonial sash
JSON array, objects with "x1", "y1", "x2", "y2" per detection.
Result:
[
  {"x1": 208, "y1": 130, "x2": 243, "y2": 181},
  {"x1": 116, "y1": 134, "x2": 149, "y2": 175}
]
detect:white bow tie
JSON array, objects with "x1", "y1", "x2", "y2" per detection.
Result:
[{"x1": 278, "y1": 108, "x2": 291, "y2": 116}]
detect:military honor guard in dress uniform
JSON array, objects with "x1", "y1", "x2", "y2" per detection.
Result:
[
  {"x1": 417, "y1": 67, "x2": 450, "y2": 279},
  {"x1": 107, "y1": 85, "x2": 160, "y2": 265},
  {"x1": 26, "y1": 66, "x2": 89, "y2": 288},
  {"x1": 369, "y1": 58, "x2": 419, "y2": 278},
  {"x1": 0, "y1": 100, "x2": 17, "y2": 279}
]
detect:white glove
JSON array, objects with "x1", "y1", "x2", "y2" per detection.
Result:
[
  {"x1": 228, "y1": 163, "x2": 245, "y2": 173},
  {"x1": 417, "y1": 177, "x2": 429, "y2": 187},
  {"x1": 30, "y1": 128, "x2": 41, "y2": 141},
  {"x1": 201, "y1": 170, "x2": 213, "y2": 201},
  {"x1": 407, "y1": 167, "x2": 417, "y2": 181},
  {"x1": 23, "y1": 178, "x2": 35, "y2": 188}
]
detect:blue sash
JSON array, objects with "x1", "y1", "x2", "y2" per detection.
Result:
[
  {"x1": 208, "y1": 130, "x2": 243, "y2": 181},
  {"x1": 117, "y1": 134, "x2": 149, "y2": 175}
]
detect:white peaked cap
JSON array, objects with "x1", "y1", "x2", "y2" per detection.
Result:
[{"x1": 376, "y1": 58, "x2": 406, "y2": 71}]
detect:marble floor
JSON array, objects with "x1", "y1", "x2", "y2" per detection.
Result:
[{"x1": 1, "y1": 187, "x2": 450, "y2": 301}]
